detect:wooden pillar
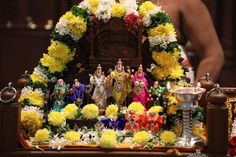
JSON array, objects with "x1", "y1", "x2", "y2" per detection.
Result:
[
  {"x1": 0, "y1": 83, "x2": 20, "y2": 151},
  {"x1": 199, "y1": 73, "x2": 215, "y2": 108},
  {"x1": 206, "y1": 84, "x2": 228, "y2": 156}
]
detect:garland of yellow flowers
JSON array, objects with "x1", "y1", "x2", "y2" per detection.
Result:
[
  {"x1": 18, "y1": 0, "x2": 189, "y2": 137},
  {"x1": 30, "y1": 0, "x2": 187, "y2": 88}
]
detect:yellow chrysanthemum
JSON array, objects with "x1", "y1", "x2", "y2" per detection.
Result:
[
  {"x1": 30, "y1": 72, "x2": 48, "y2": 86},
  {"x1": 159, "y1": 131, "x2": 177, "y2": 146},
  {"x1": 105, "y1": 104, "x2": 119, "y2": 117},
  {"x1": 139, "y1": 1, "x2": 156, "y2": 17},
  {"x1": 21, "y1": 110, "x2": 43, "y2": 136},
  {"x1": 192, "y1": 123, "x2": 206, "y2": 141},
  {"x1": 99, "y1": 129, "x2": 117, "y2": 148},
  {"x1": 172, "y1": 48, "x2": 181, "y2": 59},
  {"x1": 133, "y1": 131, "x2": 150, "y2": 145},
  {"x1": 40, "y1": 54, "x2": 65, "y2": 73},
  {"x1": 128, "y1": 102, "x2": 145, "y2": 115},
  {"x1": 87, "y1": 0, "x2": 100, "y2": 13},
  {"x1": 48, "y1": 40, "x2": 75, "y2": 64},
  {"x1": 99, "y1": 135, "x2": 117, "y2": 148},
  {"x1": 18, "y1": 91, "x2": 45, "y2": 108},
  {"x1": 61, "y1": 11, "x2": 87, "y2": 37},
  {"x1": 168, "y1": 64, "x2": 184, "y2": 80},
  {"x1": 152, "y1": 51, "x2": 178, "y2": 67},
  {"x1": 151, "y1": 66, "x2": 170, "y2": 81},
  {"x1": 148, "y1": 23, "x2": 176, "y2": 37},
  {"x1": 81, "y1": 104, "x2": 99, "y2": 119},
  {"x1": 147, "y1": 106, "x2": 163, "y2": 115},
  {"x1": 63, "y1": 131, "x2": 81, "y2": 143},
  {"x1": 151, "y1": 50, "x2": 184, "y2": 80},
  {"x1": 48, "y1": 111, "x2": 66, "y2": 127},
  {"x1": 167, "y1": 96, "x2": 179, "y2": 115},
  {"x1": 61, "y1": 103, "x2": 79, "y2": 120},
  {"x1": 102, "y1": 129, "x2": 117, "y2": 137},
  {"x1": 34, "y1": 128, "x2": 50, "y2": 143},
  {"x1": 111, "y1": 3, "x2": 126, "y2": 18}
]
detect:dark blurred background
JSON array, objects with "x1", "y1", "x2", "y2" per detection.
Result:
[{"x1": 0, "y1": 0, "x2": 235, "y2": 89}]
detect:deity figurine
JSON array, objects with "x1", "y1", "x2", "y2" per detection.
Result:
[
  {"x1": 109, "y1": 59, "x2": 131, "y2": 106},
  {"x1": 90, "y1": 64, "x2": 107, "y2": 111},
  {"x1": 68, "y1": 79, "x2": 88, "y2": 108},
  {"x1": 51, "y1": 79, "x2": 68, "y2": 112},
  {"x1": 145, "y1": 112, "x2": 163, "y2": 134},
  {"x1": 124, "y1": 110, "x2": 140, "y2": 132},
  {"x1": 132, "y1": 64, "x2": 149, "y2": 109},
  {"x1": 149, "y1": 81, "x2": 167, "y2": 106}
]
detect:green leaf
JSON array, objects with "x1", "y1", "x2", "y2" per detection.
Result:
[
  {"x1": 50, "y1": 31, "x2": 78, "y2": 52},
  {"x1": 148, "y1": 12, "x2": 172, "y2": 29}
]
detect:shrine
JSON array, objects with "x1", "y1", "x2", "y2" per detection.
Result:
[{"x1": 0, "y1": 0, "x2": 233, "y2": 157}]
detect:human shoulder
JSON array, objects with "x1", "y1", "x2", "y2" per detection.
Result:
[{"x1": 180, "y1": 0, "x2": 207, "y2": 13}]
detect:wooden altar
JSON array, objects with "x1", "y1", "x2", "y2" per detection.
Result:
[{"x1": 0, "y1": 84, "x2": 229, "y2": 157}]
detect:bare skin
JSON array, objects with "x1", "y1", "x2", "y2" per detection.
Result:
[{"x1": 151, "y1": 0, "x2": 224, "y2": 81}]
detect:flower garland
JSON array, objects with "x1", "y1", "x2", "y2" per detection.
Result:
[{"x1": 19, "y1": 0, "x2": 194, "y2": 149}]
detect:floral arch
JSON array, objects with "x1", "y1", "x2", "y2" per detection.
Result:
[{"x1": 18, "y1": 0, "x2": 200, "y2": 150}]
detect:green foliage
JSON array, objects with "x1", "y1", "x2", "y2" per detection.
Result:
[
  {"x1": 151, "y1": 42, "x2": 179, "y2": 52},
  {"x1": 46, "y1": 124, "x2": 70, "y2": 137},
  {"x1": 20, "y1": 99, "x2": 30, "y2": 108},
  {"x1": 192, "y1": 106, "x2": 205, "y2": 122},
  {"x1": 50, "y1": 31, "x2": 77, "y2": 52},
  {"x1": 125, "y1": 131, "x2": 134, "y2": 137},
  {"x1": 26, "y1": 81, "x2": 47, "y2": 92},
  {"x1": 148, "y1": 12, "x2": 172, "y2": 28},
  {"x1": 71, "y1": 5, "x2": 90, "y2": 23},
  {"x1": 117, "y1": 136, "x2": 125, "y2": 143}
]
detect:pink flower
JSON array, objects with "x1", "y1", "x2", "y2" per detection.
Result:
[{"x1": 124, "y1": 13, "x2": 142, "y2": 31}]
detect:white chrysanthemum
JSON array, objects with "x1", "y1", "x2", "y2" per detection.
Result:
[
  {"x1": 142, "y1": 7, "x2": 161, "y2": 27},
  {"x1": 33, "y1": 66, "x2": 49, "y2": 82},
  {"x1": 55, "y1": 21, "x2": 81, "y2": 41},
  {"x1": 20, "y1": 86, "x2": 34, "y2": 96},
  {"x1": 78, "y1": 0, "x2": 91, "y2": 12},
  {"x1": 95, "y1": 7, "x2": 112, "y2": 22},
  {"x1": 48, "y1": 134, "x2": 70, "y2": 150},
  {"x1": 120, "y1": 0, "x2": 138, "y2": 16},
  {"x1": 20, "y1": 86, "x2": 44, "y2": 97},
  {"x1": 148, "y1": 35, "x2": 177, "y2": 48},
  {"x1": 79, "y1": 131, "x2": 99, "y2": 144},
  {"x1": 95, "y1": 0, "x2": 115, "y2": 22},
  {"x1": 22, "y1": 106, "x2": 44, "y2": 115},
  {"x1": 100, "y1": 0, "x2": 115, "y2": 6}
]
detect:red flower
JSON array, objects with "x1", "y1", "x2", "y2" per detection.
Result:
[
  {"x1": 229, "y1": 136, "x2": 236, "y2": 148},
  {"x1": 92, "y1": 14, "x2": 99, "y2": 23},
  {"x1": 229, "y1": 148, "x2": 236, "y2": 157},
  {"x1": 124, "y1": 13, "x2": 142, "y2": 31}
]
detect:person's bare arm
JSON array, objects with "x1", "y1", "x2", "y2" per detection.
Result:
[{"x1": 180, "y1": 0, "x2": 224, "y2": 81}]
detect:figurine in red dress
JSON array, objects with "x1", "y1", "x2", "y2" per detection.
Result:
[
  {"x1": 145, "y1": 112, "x2": 163, "y2": 134},
  {"x1": 124, "y1": 110, "x2": 140, "y2": 132}
]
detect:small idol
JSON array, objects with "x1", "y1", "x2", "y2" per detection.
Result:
[
  {"x1": 109, "y1": 59, "x2": 132, "y2": 106},
  {"x1": 149, "y1": 81, "x2": 167, "y2": 106},
  {"x1": 90, "y1": 64, "x2": 107, "y2": 111},
  {"x1": 132, "y1": 65, "x2": 149, "y2": 109},
  {"x1": 51, "y1": 79, "x2": 68, "y2": 112},
  {"x1": 68, "y1": 79, "x2": 88, "y2": 108}
]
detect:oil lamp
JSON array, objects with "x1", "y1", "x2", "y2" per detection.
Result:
[{"x1": 171, "y1": 85, "x2": 206, "y2": 147}]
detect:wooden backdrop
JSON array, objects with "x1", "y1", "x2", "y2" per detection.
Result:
[{"x1": 0, "y1": 0, "x2": 235, "y2": 89}]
